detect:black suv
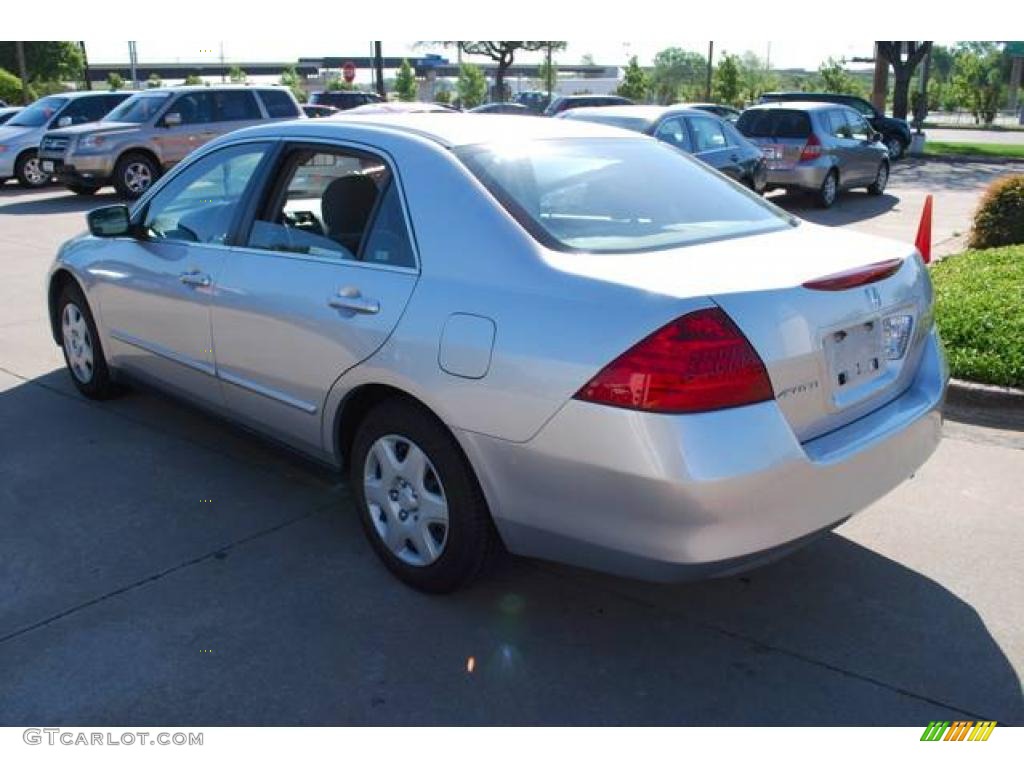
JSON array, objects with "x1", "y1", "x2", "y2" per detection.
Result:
[
  {"x1": 757, "y1": 92, "x2": 912, "y2": 159},
  {"x1": 310, "y1": 91, "x2": 384, "y2": 111}
]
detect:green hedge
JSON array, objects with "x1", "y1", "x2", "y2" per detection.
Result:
[{"x1": 931, "y1": 245, "x2": 1024, "y2": 388}]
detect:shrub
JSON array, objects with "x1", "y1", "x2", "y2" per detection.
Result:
[
  {"x1": 0, "y1": 67, "x2": 23, "y2": 104},
  {"x1": 969, "y1": 175, "x2": 1024, "y2": 249},
  {"x1": 932, "y1": 245, "x2": 1024, "y2": 388}
]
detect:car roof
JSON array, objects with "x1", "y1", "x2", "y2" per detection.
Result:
[
  {"x1": 47, "y1": 90, "x2": 135, "y2": 100},
  {"x1": 238, "y1": 113, "x2": 642, "y2": 148},
  {"x1": 763, "y1": 92, "x2": 859, "y2": 100},
  {"x1": 562, "y1": 105, "x2": 706, "y2": 120},
  {"x1": 743, "y1": 101, "x2": 836, "y2": 112},
  {"x1": 139, "y1": 84, "x2": 282, "y2": 97}
]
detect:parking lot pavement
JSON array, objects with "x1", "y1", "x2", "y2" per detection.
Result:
[
  {"x1": 770, "y1": 158, "x2": 1024, "y2": 256},
  {"x1": 1, "y1": 183, "x2": 1022, "y2": 725}
]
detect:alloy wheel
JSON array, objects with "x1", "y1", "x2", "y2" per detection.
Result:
[
  {"x1": 363, "y1": 434, "x2": 449, "y2": 567},
  {"x1": 124, "y1": 162, "x2": 153, "y2": 195},
  {"x1": 885, "y1": 137, "x2": 902, "y2": 159},
  {"x1": 822, "y1": 173, "x2": 837, "y2": 206},
  {"x1": 875, "y1": 163, "x2": 889, "y2": 192},
  {"x1": 23, "y1": 156, "x2": 47, "y2": 186},
  {"x1": 62, "y1": 302, "x2": 94, "y2": 384}
]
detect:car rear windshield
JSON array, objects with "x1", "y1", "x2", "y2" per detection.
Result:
[
  {"x1": 736, "y1": 109, "x2": 811, "y2": 139},
  {"x1": 455, "y1": 138, "x2": 793, "y2": 253},
  {"x1": 105, "y1": 93, "x2": 171, "y2": 124}
]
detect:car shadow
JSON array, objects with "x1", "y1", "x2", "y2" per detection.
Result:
[
  {"x1": 769, "y1": 190, "x2": 899, "y2": 226},
  {"x1": 0, "y1": 190, "x2": 121, "y2": 215},
  {"x1": 0, "y1": 368, "x2": 1019, "y2": 725}
]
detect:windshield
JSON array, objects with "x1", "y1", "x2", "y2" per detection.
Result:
[
  {"x1": 456, "y1": 138, "x2": 792, "y2": 253},
  {"x1": 104, "y1": 93, "x2": 170, "y2": 124},
  {"x1": 9, "y1": 96, "x2": 69, "y2": 127},
  {"x1": 562, "y1": 113, "x2": 651, "y2": 134}
]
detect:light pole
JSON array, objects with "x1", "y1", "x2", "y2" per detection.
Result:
[{"x1": 706, "y1": 41, "x2": 714, "y2": 101}]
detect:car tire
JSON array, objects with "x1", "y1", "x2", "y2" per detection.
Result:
[
  {"x1": 884, "y1": 136, "x2": 905, "y2": 160},
  {"x1": 867, "y1": 160, "x2": 889, "y2": 196},
  {"x1": 816, "y1": 169, "x2": 839, "y2": 209},
  {"x1": 15, "y1": 150, "x2": 49, "y2": 188},
  {"x1": 67, "y1": 183, "x2": 100, "y2": 196},
  {"x1": 57, "y1": 281, "x2": 119, "y2": 400},
  {"x1": 350, "y1": 398, "x2": 497, "y2": 593},
  {"x1": 113, "y1": 152, "x2": 159, "y2": 200}
]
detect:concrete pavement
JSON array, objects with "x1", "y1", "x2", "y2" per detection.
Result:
[{"x1": 0, "y1": 172, "x2": 1021, "y2": 725}]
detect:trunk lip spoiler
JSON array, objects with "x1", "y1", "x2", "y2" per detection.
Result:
[{"x1": 802, "y1": 258, "x2": 904, "y2": 291}]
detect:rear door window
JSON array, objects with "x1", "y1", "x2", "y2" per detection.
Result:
[
  {"x1": 654, "y1": 117, "x2": 692, "y2": 152},
  {"x1": 689, "y1": 116, "x2": 729, "y2": 152},
  {"x1": 216, "y1": 91, "x2": 262, "y2": 122},
  {"x1": 258, "y1": 89, "x2": 300, "y2": 118},
  {"x1": 736, "y1": 109, "x2": 811, "y2": 139}
]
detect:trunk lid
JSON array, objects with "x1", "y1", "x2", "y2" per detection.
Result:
[{"x1": 544, "y1": 222, "x2": 933, "y2": 441}]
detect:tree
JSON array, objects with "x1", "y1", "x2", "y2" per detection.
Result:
[
  {"x1": 106, "y1": 71, "x2": 124, "y2": 90},
  {"x1": 184, "y1": 74, "x2": 203, "y2": 86},
  {"x1": 445, "y1": 42, "x2": 566, "y2": 103},
  {"x1": 0, "y1": 42, "x2": 83, "y2": 84},
  {"x1": 616, "y1": 56, "x2": 650, "y2": 102},
  {"x1": 580, "y1": 53, "x2": 595, "y2": 66},
  {"x1": 395, "y1": 59, "x2": 417, "y2": 101},
  {"x1": 456, "y1": 62, "x2": 487, "y2": 109},
  {"x1": 228, "y1": 65, "x2": 247, "y2": 84},
  {"x1": 650, "y1": 47, "x2": 706, "y2": 104},
  {"x1": 326, "y1": 76, "x2": 354, "y2": 91},
  {"x1": 952, "y1": 48, "x2": 1004, "y2": 124},
  {"x1": 434, "y1": 86, "x2": 452, "y2": 105},
  {"x1": 0, "y1": 68, "x2": 24, "y2": 105},
  {"x1": 146, "y1": 73, "x2": 162, "y2": 89},
  {"x1": 817, "y1": 57, "x2": 862, "y2": 96},
  {"x1": 279, "y1": 66, "x2": 305, "y2": 101},
  {"x1": 875, "y1": 42, "x2": 932, "y2": 120},
  {"x1": 714, "y1": 53, "x2": 742, "y2": 106},
  {"x1": 737, "y1": 51, "x2": 777, "y2": 103},
  {"x1": 536, "y1": 59, "x2": 557, "y2": 95}
]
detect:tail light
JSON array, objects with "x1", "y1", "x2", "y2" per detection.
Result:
[
  {"x1": 802, "y1": 258, "x2": 903, "y2": 290},
  {"x1": 574, "y1": 308, "x2": 774, "y2": 414},
  {"x1": 799, "y1": 133, "x2": 822, "y2": 162}
]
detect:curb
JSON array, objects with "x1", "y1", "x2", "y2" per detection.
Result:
[
  {"x1": 908, "y1": 153, "x2": 1024, "y2": 165},
  {"x1": 944, "y1": 378, "x2": 1024, "y2": 431}
]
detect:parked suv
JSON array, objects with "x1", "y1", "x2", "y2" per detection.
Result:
[
  {"x1": 757, "y1": 91, "x2": 912, "y2": 159},
  {"x1": 38, "y1": 85, "x2": 303, "y2": 198},
  {"x1": 309, "y1": 91, "x2": 383, "y2": 111},
  {"x1": 543, "y1": 94, "x2": 633, "y2": 116},
  {"x1": 736, "y1": 102, "x2": 889, "y2": 208},
  {"x1": 0, "y1": 91, "x2": 131, "y2": 188}
]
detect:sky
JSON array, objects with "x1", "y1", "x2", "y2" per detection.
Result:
[{"x1": 81, "y1": 40, "x2": 887, "y2": 72}]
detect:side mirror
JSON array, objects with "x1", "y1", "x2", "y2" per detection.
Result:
[
  {"x1": 57, "y1": 116, "x2": 73, "y2": 128},
  {"x1": 163, "y1": 112, "x2": 181, "y2": 127},
  {"x1": 87, "y1": 205, "x2": 132, "y2": 237},
  {"x1": 871, "y1": 131, "x2": 883, "y2": 143}
]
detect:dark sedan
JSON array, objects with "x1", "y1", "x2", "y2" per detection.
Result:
[{"x1": 558, "y1": 105, "x2": 767, "y2": 193}]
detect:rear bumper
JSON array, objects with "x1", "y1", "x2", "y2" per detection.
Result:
[
  {"x1": 459, "y1": 329, "x2": 947, "y2": 581},
  {"x1": 764, "y1": 161, "x2": 831, "y2": 191}
]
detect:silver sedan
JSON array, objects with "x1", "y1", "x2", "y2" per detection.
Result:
[{"x1": 46, "y1": 115, "x2": 947, "y2": 592}]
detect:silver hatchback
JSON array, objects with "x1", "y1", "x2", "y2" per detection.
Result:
[
  {"x1": 736, "y1": 102, "x2": 890, "y2": 208},
  {"x1": 46, "y1": 115, "x2": 945, "y2": 592}
]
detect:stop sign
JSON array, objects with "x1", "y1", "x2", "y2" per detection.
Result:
[{"x1": 342, "y1": 61, "x2": 356, "y2": 83}]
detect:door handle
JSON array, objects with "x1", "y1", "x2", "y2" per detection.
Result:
[
  {"x1": 328, "y1": 289, "x2": 379, "y2": 315},
  {"x1": 179, "y1": 270, "x2": 211, "y2": 288}
]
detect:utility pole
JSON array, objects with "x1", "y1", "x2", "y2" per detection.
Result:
[
  {"x1": 80, "y1": 41, "x2": 91, "y2": 89},
  {"x1": 15, "y1": 41, "x2": 29, "y2": 104},
  {"x1": 706, "y1": 41, "x2": 714, "y2": 101},
  {"x1": 545, "y1": 42, "x2": 553, "y2": 96},
  {"x1": 373, "y1": 42, "x2": 385, "y2": 98},
  {"x1": 128, "y1": 41, "x2": 138, "y2": 89}
]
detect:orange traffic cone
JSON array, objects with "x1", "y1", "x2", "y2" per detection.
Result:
[{"x1": 915, "y1": 194, "x2": 933, "y2": 264}]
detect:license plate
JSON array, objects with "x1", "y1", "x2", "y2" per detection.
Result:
[
  {"x1": 41, "y1": 160, "x2": 54, "y2": 172},
  {"x1": 824, "y1": 320, "x2": 885, "y2": 389},
  {"x1": 761, "y1": 145, "x2": 781, "y2": 159}
]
